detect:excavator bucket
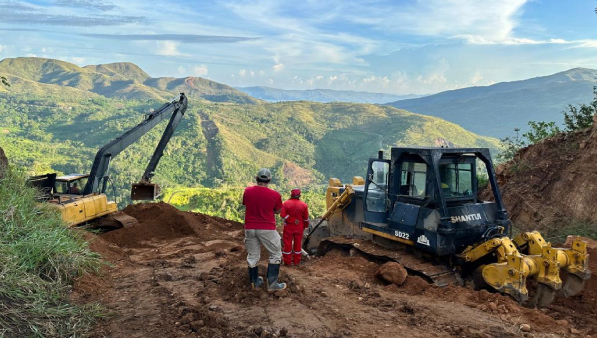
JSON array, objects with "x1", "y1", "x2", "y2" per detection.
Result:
[{"x1": 131, "y1": 182, "x2": 160, "y2": 201}]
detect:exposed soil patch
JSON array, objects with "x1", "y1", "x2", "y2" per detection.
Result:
[
  {"x1": 72, "y1": 203, "x2": 597, "y2": 338},
  {"x1": 482, "y1": 123, "x2": 597, "y2": 240}
]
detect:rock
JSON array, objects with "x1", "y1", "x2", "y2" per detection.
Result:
[
  {"x1": 520, "y1": 324, "x2": 531, "y2": 332},
  {"x1": 487, "y1": 302, "x2": 498, "y2": 311},
  {"x1": 555, "y1": 319, "x2": 568, "y2": 326},
  {"x1": 375, "y1": 262, "x2": 408, "y2": 286},
  {"x1": 0, "y1": 147, "x2": 7, "y2": 180},
  {"x1": 321, "y1": 291, "x2": 328, "y2": 297},
  {"x1": 570, "y1": 328, "x2": 580, "y2": 334}
]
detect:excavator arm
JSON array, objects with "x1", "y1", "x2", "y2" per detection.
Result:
[{"x1": 82, "y1": 93, "x2": 188, "y2": 197}]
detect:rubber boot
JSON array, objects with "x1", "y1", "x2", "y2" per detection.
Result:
[
  {"x1": 248, "y1": 266, "x2": 263, "y2": 290},
  {"x1": 267, "y1": 264, "x2": 287, "y2": 292}
]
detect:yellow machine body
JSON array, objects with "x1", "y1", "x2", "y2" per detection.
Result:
[{"x1": 49, "y1": 194, "x2": 118, "y2": 227}]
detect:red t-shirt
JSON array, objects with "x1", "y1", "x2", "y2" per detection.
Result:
[{"x1": 242, "y1": 185, "x2": 283, "y2": 230}]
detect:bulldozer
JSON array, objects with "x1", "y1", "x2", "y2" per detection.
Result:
[
  {"x1": 28, "y1": 93, "x2": 188, "y2": 227},
  {"x1": 304, "y1": 147, "x2": 591, "y2": 307}
]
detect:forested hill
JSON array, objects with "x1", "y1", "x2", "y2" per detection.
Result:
[
  {"x1": 236, "y1": 86, "x2": 421, "y2": 103},
  {"x1": 386, "y1": 68, "x2": 597, "y2": 138},
  {"x1": 0, "y1": 92, "x2": 499, "y2": 204},
  {"x1": 0, "y1": 57, "x2": 258, "y2": 104}
]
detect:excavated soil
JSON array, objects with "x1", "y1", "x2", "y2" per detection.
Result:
[
  {"x1": 72, "y1": 202, "x2": 597, "y2": 338},
  {"x1": 482, "y1": 121, "x2": 597, "y2": 239}
]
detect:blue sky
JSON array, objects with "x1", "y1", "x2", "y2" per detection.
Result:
[{"x1": 0, "y1": 0, "x2": 596, "y2": 94}]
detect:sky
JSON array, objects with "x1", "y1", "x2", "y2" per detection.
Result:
[{"x1": 0, "y1": 0, "x2": 596, "y2": 95}]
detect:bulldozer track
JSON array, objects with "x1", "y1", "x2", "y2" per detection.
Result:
[{"x1": 319, "y1": 236, "x2": 460, "y2": 287}]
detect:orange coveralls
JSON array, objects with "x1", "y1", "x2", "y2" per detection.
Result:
[{"x1": 280, "y1": 198, "x2": 309, "y2": 266}]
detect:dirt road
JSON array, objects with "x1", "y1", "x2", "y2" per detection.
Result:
[{"x1": 71, "y1": 203, "x2": 596, "y2": 338}]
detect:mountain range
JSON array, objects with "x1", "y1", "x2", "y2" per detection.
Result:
[
  {"x1": 236, "y1": 86, "x2": 421, "y2": 103},
  {"x1": 386, "y1": 68, "x2": 597, "y2": 138},
  {"x1": 0, "y1": 57, "x2": 258, "y2": 104},
  {"x1": 0, "y1": 57, "x2": 499, "y2": 203}
]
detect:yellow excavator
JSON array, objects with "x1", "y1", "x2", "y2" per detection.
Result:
[
  {"x1": 304, "y1": 147, "x2": 591, "y2": 307},
  {"x1": 29, "y1": 93, "x2": 188, "y2": 227}
]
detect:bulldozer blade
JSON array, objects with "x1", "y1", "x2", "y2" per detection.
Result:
[
  {"x1": 558, "y1": 273, "x2": 587, "y2": 298},
  {"x1": 131, "y1": 182, "x2": 160, "y2": 200}
]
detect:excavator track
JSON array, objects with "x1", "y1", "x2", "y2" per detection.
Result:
[{"x1": 318, "y1": 236, "x2": 460, "y2": 286}]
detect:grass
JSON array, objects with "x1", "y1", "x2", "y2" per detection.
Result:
[{"x1": 0, "y1": 167, "x2": 103, "y2": 337}]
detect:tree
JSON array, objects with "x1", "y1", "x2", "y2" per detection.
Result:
[
  {"x1": 523, "y1": 121, "x2": 561, "y2": 143},
  {"x1": 1, "y1": 75, "x2": 9, "y2": 87},
  {"x1": 562, "y1": 86, "x2": 597, "y2": 131}
]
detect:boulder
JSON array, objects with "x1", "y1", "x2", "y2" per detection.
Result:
[{"x1": 375, "y1": 262, "x2": 408, "y2": 286}]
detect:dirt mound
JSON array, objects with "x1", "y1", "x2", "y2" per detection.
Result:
[
  {"x1": 100, "y1": 202, "x2": 243, "y2": 248},
  {"x1": 75, "y1": 202, "x2": 597, "y2": 338},
  {"x1": 484, "y1": 123, "x2": 597, "y2": 240}
]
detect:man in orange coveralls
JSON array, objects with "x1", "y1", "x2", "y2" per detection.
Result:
[{"x1": 280, "y1": 188, "x2": 309, "y2": 266}]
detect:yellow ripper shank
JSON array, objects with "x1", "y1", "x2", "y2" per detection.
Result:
[{"x1": 460, "y1": 231, "x2": 591, "y2": 303}]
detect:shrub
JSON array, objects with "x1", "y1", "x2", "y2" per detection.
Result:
[{"x1": 0, "y1": 168, "x2": 102, "y2": 337}]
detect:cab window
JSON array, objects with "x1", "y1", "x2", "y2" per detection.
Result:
[
  {"x1": 439, "y1": 163, "x2": 473, "y2": 198},
  {"x1": 366, "y1": 161, "x2": 389, "y2": 212},
  {"x1": 400, "y1": 162, "x2": 427, "y2": 197}
]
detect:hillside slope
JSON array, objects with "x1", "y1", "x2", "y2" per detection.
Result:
[
  {"x1": 0, "y1": 57, "x2": 258, "y2": 103},
  {"x1": 387, "y1": 68, "x2": 597, "y2": 138},
  {"x1": 237, "y1": 86, "x2": 421, "y2": 103},
  {"x1": 484, "y1": 117, "x2": 597, "y2": 241},
  {"x1": 0, "y1": 92, "x2": 499, "y2": 204}
]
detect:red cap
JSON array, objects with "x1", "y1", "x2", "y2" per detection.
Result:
[{"x1": 291, "y1": 188, "x2": 301, "y2": 198}]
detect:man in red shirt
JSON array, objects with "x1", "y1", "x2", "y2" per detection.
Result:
[
  {"x1": 281, "y1": 188, "x2": 309, "y2": 266},
  {"x1": 243, "y1": 168, "x2": 287, "y2": 291}
]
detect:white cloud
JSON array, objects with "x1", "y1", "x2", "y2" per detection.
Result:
[
  {"x1": 239, "y1": 69, "x2": 246, "y2": 76},
  {"x1": 193, "y1": 64, "x2": 208, "y2": 76},
  {"x1": 273, "y1": 63, "x2": 285, "y2": 72},
  {"x1": 259, "y1": 70, "x2": 265, "y2": 76},
  {"x1": 0, "y1": 45, "x2": 4, "y2": 53},
  {"x1": 470, "y1": 71, "x2": 483, "y2": 85},
  {"x1": 250, "y1": 70, "x2": 254, "y2": 77},
  {"x1": 178, "y1": 66, "x2": 186, "y2": 75},
  {"x1": 70, "y1": 57, "x2": 86, "y2": 65},
  {"x1": 154, "y1": 41, "x2": 184, "y2": 56}
]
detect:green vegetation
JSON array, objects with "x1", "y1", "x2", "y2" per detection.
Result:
[
  {"x1": 563, "y1": 86, "x2": 597, "y2": 131},
  {"x1": 0, "y1": 57, "x2": 257, "y2": 103},
  {"x1": 0, "y1": 168, "x2": 103, "y2": 337},
  {"x1": 0, "y1": 57, "x2": 501, "y2": 220},
  {"x1": 161, "y1": 186, "x2": 327, "y2": 223},
  {"x1": 498, "y1": 87, "x2": 597, "y2": 163}
]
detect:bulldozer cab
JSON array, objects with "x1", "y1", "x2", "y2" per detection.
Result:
[{"x1": 360, "y1": 147, "x2": 510, "y2": 256}]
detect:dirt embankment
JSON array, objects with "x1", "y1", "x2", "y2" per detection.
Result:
[
  {"x1": 483, "y1": 120, "x2": 597, "y2": 238},
  {"x1": 72, "y1": 202, "x2": 597, "y2": 338}
]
